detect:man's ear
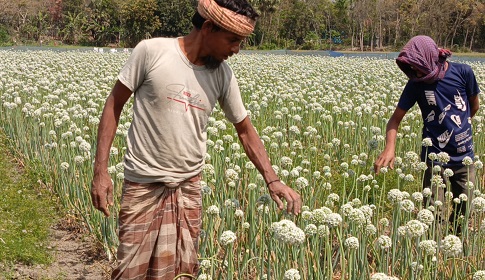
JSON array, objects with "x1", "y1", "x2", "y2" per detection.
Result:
[{"x1": 201, "y1": 20, "x2": 214, "y2": 33}]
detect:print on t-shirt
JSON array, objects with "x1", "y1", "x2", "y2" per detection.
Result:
[
  {"x1": 426, "y1": 110, "x2": 435, "y2": 122},
  {"x1": 438, "y1": 104, "x2": 451, "y2": 124},
  {"x1": 438, "y1": 129, "x2": 453, "y2": 149},
  {"x1": 425, "y1": 90, "x2": 436, "y2": 106},
  {"x1": 450, "y1": 115, "x2": 462, "y2": 128},
  {"x1": 454, "y1": 90, "x2": 466, "y2": 111}
]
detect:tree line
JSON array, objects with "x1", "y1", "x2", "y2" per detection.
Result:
[{"x1": 1, "y1": 0, "x2": 485, "y2": 52}]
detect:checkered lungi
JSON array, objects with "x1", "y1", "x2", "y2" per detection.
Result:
[{"x1": 111, "y1": 175, "x2": 202, "y2": 279}]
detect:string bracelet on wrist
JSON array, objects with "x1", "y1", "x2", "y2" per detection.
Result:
[{"x1": 266, "y1": 179, "x2": 280, "y2": 187}]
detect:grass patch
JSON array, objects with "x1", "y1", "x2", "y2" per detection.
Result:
[{"x1": 0, "y1": 130, "x2": 58, "y2": 271}]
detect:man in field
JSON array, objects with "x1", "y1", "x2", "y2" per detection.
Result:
[
  {"x1": 90, "y1": 0, "x2": 301, "y2": 278},
  {"x1": 374, "y1": 35, "x2": 480, "y2": 232}
]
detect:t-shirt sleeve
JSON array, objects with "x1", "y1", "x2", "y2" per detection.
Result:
[
  {"x1": 219, "y1": 72, "x2": 247, "y2": 124},
  {"x1": 396, "y1": 82, "x2": 417, "y2": 111},
  {"x1": 464, "y1": 65, "x2": 480, "y2": 97},
  {"x1": 118, "y1": 40, "x2": 148, "y2": 92}
]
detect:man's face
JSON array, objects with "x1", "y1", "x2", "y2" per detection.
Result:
[
  {"x1": 204, "y1": 26, "x2": 245, "y2": 69},
  {"x1": 410, "y1": 65, "x2": 425, "y2": 78}
]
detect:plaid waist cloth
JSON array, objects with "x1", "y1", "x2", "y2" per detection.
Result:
[{"x1": 111, "y1": 174, "x2": 202, "y2": 280}]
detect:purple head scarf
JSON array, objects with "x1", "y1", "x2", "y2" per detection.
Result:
[{"x1": 396, "y1": 35, "x2": 452, "y2": 83}]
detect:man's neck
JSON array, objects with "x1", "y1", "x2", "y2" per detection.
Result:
[{"x1": 179, "y1": 31, "x2": 206, "y2": 66}]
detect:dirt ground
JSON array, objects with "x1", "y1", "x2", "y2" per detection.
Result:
[{"x1": 1, "y1": 220, "x2": 114, "y2": 280}]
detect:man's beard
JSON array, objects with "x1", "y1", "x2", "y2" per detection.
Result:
[{"x1": 202, "y1": 56, "x2": 222, "y2": 70}]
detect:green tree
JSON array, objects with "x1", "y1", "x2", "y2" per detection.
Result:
[
  {"x1": 252, "y1": 0, "x2": 281, "y2": 47},
  {"x1": 157, "y1": 0, "x2": 196, "y2": 38},
  {"x1": 279, "y1": 0, "x2": 322, "y2": 48},
  {"x1": 85, "y1": 0, "x2": 121, "y2": 46},
  {"x1": 60, "y1": 11, "x2": 87, "y2": 44},
  {"x1": 119, "y1": 0, "x2": 161, "y2": 47}
]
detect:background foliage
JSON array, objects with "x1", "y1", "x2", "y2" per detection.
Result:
[{"x1": 0, "y1": 0, "x2": 485, "y2": 51}]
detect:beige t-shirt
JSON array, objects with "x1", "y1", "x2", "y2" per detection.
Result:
[{"x1": 118, "y1": 38, "x2": 247, "y2": 183}]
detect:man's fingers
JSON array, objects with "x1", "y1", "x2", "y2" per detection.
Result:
[
  {"x1": 101, "y1": 206, "x2": 110, "y2": 217},
  {"x1": 268, "y1": 183, "x2": 302, "y2": 215},
  {"x1": 107, "y1": 185, "x2": 114, "y2": 206},
  {"x1": 281, "y1": 192, "x2": 301, "y2": 215},
  {"x1": 96, "y1": 198, "x2": 111, "y2": 217},
  {"x1": 286, "y1": 198, "x2": 294, "y2": 214},
  {"x1": 292, "y1": 194, "x2": 302, "y2": 215},
  {"x1": 91, "y1": 185, "x2": 111, "y2": 217},
  {"x1": 272, "y1": 195, "x2": 285, "y2": 210}
]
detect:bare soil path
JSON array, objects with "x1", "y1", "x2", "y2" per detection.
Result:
[{"x1": 2, "y1": 220, "x2": 113, "y2": 280}]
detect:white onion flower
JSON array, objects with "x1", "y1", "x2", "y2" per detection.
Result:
[
  {"x1": 200, "y1": 259, "x2": 211, "y2": 270},
  {"x1": 379, "y1": 218, "x2": 389, "y2": 228},
  {"x1": 219, "y1": 230, "x2": 237, "y2": 247},
  {"x1": 283, "y1": 268, "x2": 301, "y2": 280},
  {"x1": 301, "y1": 210, "x2": 313, "y2": 221},
  {"x1": 60, "y1": 162, "x2": 69, "y2": 170},
  {"x1": 351, "y1": 198, "x2": 362, "y2": 207},
  {"x1": 325, "y1": 213, "x2": 343, "y2": 228},
  {"x1": 443, "y1": 168, "x2": 454, "y2": 178},
  {"x1": 412, "y1": 192, "x2": 424, "y2": 203},
  {"x1": 271, "y1": 219, "x2": 305, "y2": 245},
  {"x1": 206, "y1": 205, "x2": 220, "y2": 216},
  {"x1": 440, "y1": 235, "x2": 462, "y2": 257},
  {"x1": 197, "y1": 274, "x2": 212, "y2": 280},
  {"x1": 295, "y1": 177, "x2": 309, "y2": 189},
  {"x1": 411, "y1": 262, "x2": 423, "y2": 272},
  {"x1": 437, "y1": 152, "x2": 450, "y2": 163},
  {"x1": 74, "y1": 155, "x2": 85, "y2": 164},
  {"x1": 422, "y1": 138, "x2": 432, "y2": 147},
  {"x1": 317, "y1": 225, "x2": 330, "y2": 237},
  {"x1": 472, "y1": 197, "x2": 485, "y2": 213},
  {"x1": 359, "y1": 205, "x2": 373, "y2": 220},
  {"x1": 423, "y1": 188, "x2": 432, "y2": 197},
  {"x1": 418, "y1": 240, "x2": 437, "y2": 256},
  {"x1": 327, "y1": 193, "x2": 339, "y2": 202},
  {"x1": 397, "y1": 226, "x2": 407, "y2": 236},
  {"x1": 341, "y1": 203, "x2": 354, "y2": 216},
  {"x1": 225, "y1": 168, "x2": 239, "y2": 181},
  {"x1": 417, "y1": 209, "x2": 435, "y2": 225},
  {"x1": 311, "y1": 208, "x2": 328, "y2": 224},
  {"x1": 404, "y1": 174, "x2": 414, "y2": 182},
  {"x1": 416, "y1": 162, "x2": 428, "y2": 171},
  {"x1": 474, "y1": 160, "x2": 483, "y2": 169},
  {"x1": 432, "y1": 165, "x2": 442, "y2": 173},
  {"x1": 370, "y1": 273, "x2": 394, "y2": 280},
  {"x1": 387, "y1": 189, "x2": 403, "y2": 203},
  {"x1": 462, "y1": 156, "x2": 473, "y2": 166},
  {"x1": 377, "y1": 235, "x2": 392, "y2": 250},
  {"x1": 280, "y1": 156, "x2": 293, "y2": 167},
  {"x1": 344, "y1": 236, "x2": 359, "y2": 250},
  {"x1": 115, "y1": 162, "x2": 125, "y2": 172},
  {"x1": 304, "y1": 224, "x2": 317, "y2": 236},
  {"x1": 348, "y1": 208, "x2": 367, "y2": 226},
  {"x1": 365, "y1": 224, "x2": 377, "y2": 235},
  {"x1": 473, "y1": 271, "x2": 485, "y2": 280},
  {"x1": 406, "y1": 220, "x2": 428, "y2": 238},
  {"x1": 400, "y1": 199, "x2": 415, "y2": 213},
  {"x1": 234, "y1": 209, "x2": 244, "y2": 218},
  {"x1": 428, "y1": 152, "x2": 438, "y2": 161}
]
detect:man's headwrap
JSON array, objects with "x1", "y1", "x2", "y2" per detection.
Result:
[
  {"x1": 197, "y1": 0, "x2": 256, "y2": 37},
  {"x1": 396, "y1": 35, "x2": 452, "y2": 84}
]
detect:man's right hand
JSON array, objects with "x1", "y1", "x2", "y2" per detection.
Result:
[
  {"x1": 374, "y1": 149, "x2": 396, "y2": 175},
  {"x1": 91, "y1": 171, "x2": 114, "y2": 217}
]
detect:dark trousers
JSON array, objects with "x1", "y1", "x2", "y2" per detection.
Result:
[{"x1": 423, "y1": 164, "x2": 475, "y2": 224}]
